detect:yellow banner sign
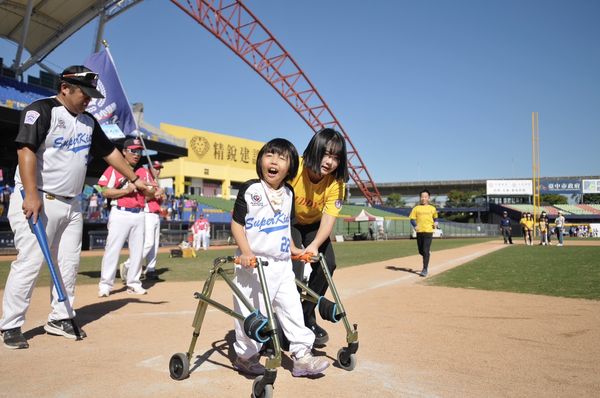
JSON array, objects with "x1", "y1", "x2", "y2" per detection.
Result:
[{"x1": 161, "y1": 123, "x2": 265, "y2": 170}]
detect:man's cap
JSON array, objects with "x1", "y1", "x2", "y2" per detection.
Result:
[
  {"x1": 123, "y1": 138, "x2": 143, "y2": 150},
  {"x1": 60, "y1": 65, "x2": 104, "y2": 99},
  {"x1": 152, "y1": 160, "x2": 164, "y2": 169}
]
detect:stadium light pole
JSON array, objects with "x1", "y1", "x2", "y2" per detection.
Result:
[{"x1": 531, "y1": 112, "x2": 540, "y2": 238}]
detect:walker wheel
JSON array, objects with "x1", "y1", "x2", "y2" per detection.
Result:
[
  {"x1": 169, "y1": 352, "x2": 190, "y2": 380},
  {"x1": 252, "y1": 375, "x2": 273, "y2": 398},
  {"x1": 337, "y1": 348, "x2": 357, "y2": 371}
]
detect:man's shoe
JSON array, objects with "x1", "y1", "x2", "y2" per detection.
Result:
[
  {"x1": 119, "y1": 262, "x2": 128, "y2": 285},
  {"x1": 98, "y1": 288, "x2": 110, "y2": 298},
  {"x1": 127, "y1": 286, "x2": 147, "y2": 295},
  {"x1": 234, "y1": 354, "x2": 265, "y2": 376},
  {"x1": 292, "y1": 353, "x2": 329, "y2": 377},
  {"x1": 44, "y1": 319, "x2": 87, "y2": 340},
  {"x1": 308, "y1": 323, "x2": 329, "y2": 346},
  {"x1": 1, "y1": 327, "x2": 29, "y2": 349},
  {"x1": 419, "y1": 269, "x2": 428, "y2": 277},
  {"x1": 144, "y1": 269, "x2": 159, "y2": 281}
]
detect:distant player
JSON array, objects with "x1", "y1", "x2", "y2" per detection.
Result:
[
  {"x1": 191, "y1": 213, "x2": 210, "y2": 251},
  {"x1": 409, "y1": 190, "x2": 439, "y2": 277},
  {"x1": 499, "y1": 211, "x2": 513, "y2": 244}
]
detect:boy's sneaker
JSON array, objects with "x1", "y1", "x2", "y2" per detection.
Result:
[
  {"x1": 1, "y1": 327, "x2": 29, "y2": 349},
  {"x1": 234, "y1": 354, "x2": 265, "y2": 376},
  {"x1": 127, "y1": 286, "x2": 147, "y2": 295},
  {"x1": 292, "y1": 353, "x2": 329, "y2": 377},
  {"x1": 44, "y1": 319, "x2": 87, "y2": 339}
]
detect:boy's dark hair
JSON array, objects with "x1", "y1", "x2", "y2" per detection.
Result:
[
  {"x1": 256, "y1": 138, "x2": 299, "y2": 182},
  {"x1": 420, "y1": 189, "x2": 431, "y2": 196},
  {"x1": 302, "y1": 128, "x2": 349, "y2": 182}
]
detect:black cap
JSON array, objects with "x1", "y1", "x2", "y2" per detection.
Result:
[{"x1": 60, "y1": 65, "x2": 104, "y2": 98}]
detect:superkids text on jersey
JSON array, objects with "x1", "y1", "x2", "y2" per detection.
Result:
[
  {"x1": 14, "y1": 97, "x2": 114, "y2": 198},
  {"x1": 232, "y1": 179, "x2": 295, "y2": 261}
]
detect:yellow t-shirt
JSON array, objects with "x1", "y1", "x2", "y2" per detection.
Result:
[
  {"x1": 519, "y1": 217, "x2": 527, "y2": 228},
  {"x1": 525, "y1": 219, "x2": 534, "y2": 230},
  {"x1": 539, "y1": 220, "x2": 547, "y2": 232},
  {"x1": 291, "y1": 158, "x2": 345, "y2": 225},
  {"x1": 409, "y1": 204, "x2": 438, "y2": 233}
]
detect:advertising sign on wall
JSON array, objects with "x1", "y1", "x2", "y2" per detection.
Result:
[
  {"x1": 582, "y1": 179, "x2": 600, "y2": 194},
  {"x1": 540, "y1": 179, "x2": 582, "y2": 194},
  {"x1": 486, "y1": 180, "x2": 533, "y2": 195}
]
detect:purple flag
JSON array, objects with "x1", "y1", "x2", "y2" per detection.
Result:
[{"x1": 84, "y1": 48, "x2": 137, "y2": 138}]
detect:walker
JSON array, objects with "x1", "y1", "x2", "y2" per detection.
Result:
[
  {"x1": 292, "y1": 253, "x2": 359, "y2": 371},
  {"x1": 168, "y1": 256, "x2": 281, "y2": 398}
]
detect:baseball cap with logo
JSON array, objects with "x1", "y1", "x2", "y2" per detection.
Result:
[
  {"x1": 152, "y1": 161, "x2": 164, "y2": 169},
  {"x1": 123, "y1": 138, "x2": 143, "y2": 150},
  {"x1": 60, "y1": 65, "x2": 104, "y2": 99}
]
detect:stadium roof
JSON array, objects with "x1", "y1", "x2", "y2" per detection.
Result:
[{"x1": 0, "y1": 0, "x2": 141, "y2": 74}]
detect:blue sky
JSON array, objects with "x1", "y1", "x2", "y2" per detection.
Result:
[{"x1": 2, "y1": 0, "x2": 599, "y2": 183}]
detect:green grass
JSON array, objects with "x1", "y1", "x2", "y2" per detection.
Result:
[
  {"x1": 0, "y1": 238, "x2": 493, "y2": 287},
  {"x1": 427, "y1": 245, "x2": 600, "y2": 300}
]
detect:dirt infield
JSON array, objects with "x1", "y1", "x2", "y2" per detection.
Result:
[{"x1": 1, "y1": 240, "x2": 599, "y2": 397}]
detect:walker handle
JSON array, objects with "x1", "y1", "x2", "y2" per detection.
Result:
[
  {"x1": 291, "y1": 253, "x2": 319, "y2": 263},
  {"x1": 233, "y1": 256, "x2": 268, "y2": 268}
]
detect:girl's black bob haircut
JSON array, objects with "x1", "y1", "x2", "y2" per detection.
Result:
[
  {"x1": 302, "y1": 128, "x2": 349, "y2": 182},
  {"x1": 255, "y1": 138, "x2": 299, "y2": 182}
]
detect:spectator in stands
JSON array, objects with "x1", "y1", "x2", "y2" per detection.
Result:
[
  {"x1": 1, "y1": 186, "x2": 11, "y2": 218},
  {"x1": 88, "y1": 193, "x2": 98, "y2": 218},
  {"x1": 499, "y1": 211, "x2": 513, "y2": 244},
  {"x1": 555, "y1": 211, "x2": 565, "y2": 246}
]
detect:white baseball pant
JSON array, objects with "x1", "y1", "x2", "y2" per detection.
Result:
[
  {"x1": 193, "y1": 231, "x2": 210, "y2": 250},
  {"x1": 99, "y1": 208, "x2": 144, "y2": 292},
  {"x1": 232, "y1": 258, "x2": 315, "y2": 360},
  {"x1": 0, "y1": 191, "x2": 82, "y2": 330},
  {"x1": 123, "y1": 212, "x2": 160, "y2": 272}
]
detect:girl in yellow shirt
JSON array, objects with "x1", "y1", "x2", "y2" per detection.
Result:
[{"x1": 290, "y1": 128, "x2": 348, "y2": 346}]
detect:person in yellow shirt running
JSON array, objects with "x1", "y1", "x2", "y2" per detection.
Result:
[
  {"x1": 409, "y1": 190, "x2": 438, "y2": 277},
  {"x1": 290, "y1": 128, "x2": 348, "y2": 346}
]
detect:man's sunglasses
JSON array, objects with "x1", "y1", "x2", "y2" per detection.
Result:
[
  {"x1": 126, "y1": 149, "x2": 142, "y2": 155},
  {"x1": 61, "y1": 72, "x2": 98, "y2": 80}
]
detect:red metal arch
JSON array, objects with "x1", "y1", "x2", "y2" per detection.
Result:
[{"x1": 171, "y1": 0, "x2": 382, "y2": 205}]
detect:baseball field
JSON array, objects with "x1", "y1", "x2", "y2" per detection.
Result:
[{"x1": 0, "y1": 238, "x2": 599, "y2": 397}]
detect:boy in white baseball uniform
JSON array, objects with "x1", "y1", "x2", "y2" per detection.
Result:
[
  {"x1": 97, "y1": 138, "x2": 153, "y2": 297},
  {"x1": 231, "y1": 138, "x2": 329, "y2": 377},
  {"x1": 0, "y1": 66, "x2": 149, "y2": 349}
]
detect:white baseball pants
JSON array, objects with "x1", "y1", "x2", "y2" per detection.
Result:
[
  {"x1": 99, "y1": 208, "x2": 144, "y2": 292},
  {"x1": 233, "y1": 258, "x2": 315, "y2": 360},
  {"x1": 0, "y1": 191, "x2": 82, "y2": 330},
  {"x1": 193, "y1": 231, "x2": 209, "y2": 250},
  {"x1": 123, "y1": 212, "x2": 160, "y2": 272}
]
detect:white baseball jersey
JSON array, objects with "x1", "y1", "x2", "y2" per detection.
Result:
[
  {"x1": 14, "y1": 97, "x2": 114, "y2": 198},
  {"x1": 232, "y1": 179, "x2": 295, "y2": 261}
]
